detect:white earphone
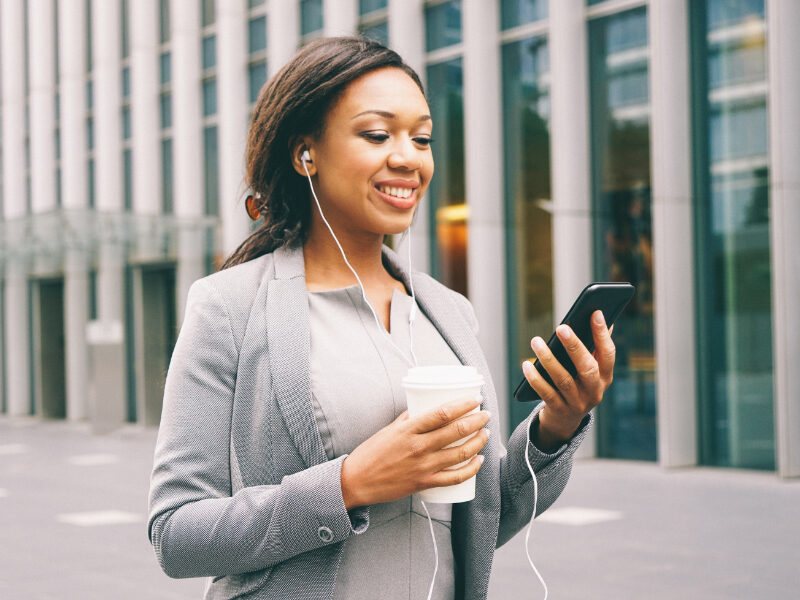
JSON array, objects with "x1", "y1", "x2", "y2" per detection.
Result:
[{"x1": 301, "y1": 149, "x2": 311, "y2": 163}]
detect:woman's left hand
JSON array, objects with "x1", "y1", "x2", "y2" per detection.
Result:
[{"x1": 522, "y1": 309, "x2": 615, "y2": 451}]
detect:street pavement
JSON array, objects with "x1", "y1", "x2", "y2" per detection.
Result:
[{"x1": 1, "y1": 416, "x2": 798, "y2": 599}]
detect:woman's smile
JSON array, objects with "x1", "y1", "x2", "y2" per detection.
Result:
[{"x1": 373, "y1": 179, "x2": 419, "y2": 209}]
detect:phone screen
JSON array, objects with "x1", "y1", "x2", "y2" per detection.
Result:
[{"x1": 514, "y1": 282, "x2": 635, "y2": 402}]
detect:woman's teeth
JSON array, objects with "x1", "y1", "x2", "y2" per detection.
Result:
[{"x1": 378, "y1": 185, "x2": 413, "y2": 199}]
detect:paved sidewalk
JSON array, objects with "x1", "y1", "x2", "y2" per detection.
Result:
[{"x1": 0, "y1": 416, "x2": 797, "y2": 599}]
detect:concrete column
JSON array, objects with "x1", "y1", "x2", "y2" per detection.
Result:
[
  {"x1": 1, "y1": 0, "x2": 31, "y2": 416},
  {"x1": 323, "y1": 0, "x2": 358, "y2": 36},
  {"x1": 172, "y1": 0, "x2": 205, "y2": 320},
  {"x1": 549, "y1": 0, "x2": 595, "y2": 456},
  {"x1": 767, "y1": 0, "x2": 800, "y2": 478},
  {"x1": 59, "y1": 0, "x2": 90, "y2": 421},
  {"x1": 389, "y1": 0, "x2": 429, "y2": 275},
  {"x1": 461, "y1": 0, "x2": 509, "y2": 437},
  {"x1": 92, "y1": 0, "x2": 127, "y2": 425},
  {"x1": 217, "y1": 0, "x2": 250, "y2": 257},
  {"x1": 131, "y1": 0, "x2": 161, "y2": 217},
  {"x1": 648, "y1": 0, "x2": 697, "y2": 467},
  {"x1": 267, "y1": 0, "x2": 299, "y2": 77},
  {"x1": 28, "y1": 0, "x2": 57, "y2": 215}
]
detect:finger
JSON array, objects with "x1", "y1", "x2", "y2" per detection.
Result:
[
  {"x1": 427, "y1": 454, "x2": 485, "y2": 489},
  {"x1": 423, "y1": 409, "x2": 491, "y2": 451},
  {"x1": 431, "y1": 427, "x2": 490, "y2": 471},
  {"x1": 409, "y1": 397, "x2": 482, "y2": 434},
  {"x1": 522, "y1": 359, "x2": 566, "y2": 408},
  {"x1": 555, "y1": 324, "x2": 600, "y2": 386},
  {"x1": 530, "y1": 336, "x2": 580, "y2": 401},
  {"x1": 590, "y1": 310, "x2": 616, "y2": 382}
]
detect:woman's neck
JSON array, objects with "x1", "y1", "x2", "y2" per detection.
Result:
[{"x1": 302, "y1": 224, "x2": 394, "y2": 291}]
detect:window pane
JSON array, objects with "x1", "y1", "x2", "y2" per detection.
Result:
[
  {"x1": 501, "y1": 36, "x2": 552, "y2": 429},
  {"x1": 202, "y1": 0, "x2": 215, "y2": 27},
  {"x1": 122, "y1": 66, "x2": 130, "y2": 98},
  {"x1": 160, "y1": 0, "x2": 170, "y2": 44},
  {"x1": 693, "y1": 0, "x2": 773, "y2": 470},
  {"x1": 204, "y1": 126, "x2": 219, "y2": 216},
  {"x1": 249, "y1": 0, "x2": 266, "y2": 7},
  {"x1": 88, "y1": 158, "x2": 95, "y2": 209},
  {"x1": 249, "y1": 60, "x2": 267, "y2": 103},
  {"x1": 588, "y1": 7, "x2": 656, "y2": 461},
  {"x1": 160, "y1": 52, "x2": 171, "y2": 85},
  {"x1": 248, "y1": 15, "x2": 267, "y2": 54},
  {"x1": 359, "y1": 20, "x2": 388, "y2": 46},
  {"x1": 202, "y1": 35, "x2": 216, "y2": 70},
  {"x1": 162, "y1": 137, "x2": 173, "y2": 214},
  {"x1": 122, "y1": 106, "x2": 131, "y2": 139},
  {"x1": 500, "y1": 0, "x2": 547, "y2": 30},
  {"x1": 160, "y1": 93, "x2": 172, "y2": 129},
  {"x1": 426, "y1": 58, "x2": 466, "y2": 296},
  {"x1": 203, "y1": 78, "x2": 217, "y2": 116},
  {"x1": 301, "y1": 0, "x2": 323, "y2": 35},
  {"x1": 121, "y1": 0, "x2": 129, "y2": 58},
  {"x1": 425, "y1": 1, "x2": 462, "y2": 52},
  {"x1": 123, "y1": 148, "x2": 132, "y2": 211},
  {"x1": 87, "y1": 116, "x2": 94, "y2": 150},
  {"x1": 359, "y1": 0, "x2": 386, "y2": 15}
]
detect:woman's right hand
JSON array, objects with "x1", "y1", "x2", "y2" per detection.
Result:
[{"x1": 340, "y1": 398, "x2": 491, "y2": 509}]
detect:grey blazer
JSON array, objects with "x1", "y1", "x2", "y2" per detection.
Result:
[{"x1": 147, "y1": 244, "x2": 590, "y2": 600}]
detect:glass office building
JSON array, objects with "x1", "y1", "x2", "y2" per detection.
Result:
[{"x1": 1, "y1": 0, "x2": 798, "y2": 478}]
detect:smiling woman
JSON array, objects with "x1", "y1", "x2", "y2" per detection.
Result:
[{"x1": 147, "y1": 36, "x2": 595, "y2": 600}]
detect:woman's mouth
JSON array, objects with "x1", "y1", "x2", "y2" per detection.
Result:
[{"x1": 374, "y1": 182, "x2": 418, "y2": 210}]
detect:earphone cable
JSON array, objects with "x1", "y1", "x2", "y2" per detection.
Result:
[{"x1": 524, "y1": 414, "x2": 548, "y2": 599}]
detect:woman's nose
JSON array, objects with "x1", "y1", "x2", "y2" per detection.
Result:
[{"x1": 387, "y1": 138, "x2": 421, "y2": 170}]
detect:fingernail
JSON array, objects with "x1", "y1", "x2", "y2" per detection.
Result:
[
  {"x1": 593, "y1": 310, "x2": 605, "y2": 325},
  {"x1": 557, "y1": 324, "x2": 571, "y2": 339},
  {"x1": 484, "y1": 428, "x2": 491, "y2": 438},
  {"x1": 532, "y1": 337, "x2": 545, "y2": 351},
  {"x1": 522, "y1": 360, "x2": 534, "y2": 375},
  {"x1": 482, "y1": 410, "x2": 492, "y2": 420},
  {"x1": 478, "y1": 455, "x2": 485, "y2": 464}
]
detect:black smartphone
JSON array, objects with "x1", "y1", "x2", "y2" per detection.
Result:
[{"x1": 514, "y1": 282, "x2": 635, "y2": 402}]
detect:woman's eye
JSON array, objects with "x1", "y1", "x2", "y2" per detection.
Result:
[
  {"x1": 414, "y1": 137, "x2": 433, "y2": 147},
  {"x1": 361, "y1": 132, "x2": 389, "y2": 143}
]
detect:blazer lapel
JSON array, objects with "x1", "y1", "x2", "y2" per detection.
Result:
[{"x1": 266, "y1": 245, "x2": 328, "y2": 468}]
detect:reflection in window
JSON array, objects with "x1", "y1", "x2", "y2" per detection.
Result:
[
  {"x1": 500, "y1": 0, "x2": 547, "y2": 30},
  {"x1": 360, "y1": 0, "x2": 386, "y2": 15},
  {"x1": 426, "y1": 58, "x2": 466, "y2": 296},
  {"x1": 248, "y1": 16, "x2": 267, "y2": 54},
  {"x1": 425, "y1": 1, "x2": 462, "y2": 52},
  {"x1": 162, "y1": 138, "x2": 173, "y2": 214},
  {"x1": 589, "y1": 7, "x2": 656, "y2": 461},
  {"x1": 204, "y1": 126, "x2": 219, "y2": 216},
  {"x1": 249, "y1": 60, "x2": 267, "y2": 103},
  {"x1": 301, "y1": 0, "x2": 323, "y2": 37},
  {"x1": 501, "y1": 36, "x2": 552, "y2": 429},
  {"x1": 202, "y1": 78, "x2": 217, "y2": 116},
  {"x1": 202, "y1": 35, "x2": 216, "y2": 70},
  {"x1": 692, "y1": 0, "x2": 773, "y2": 470}
]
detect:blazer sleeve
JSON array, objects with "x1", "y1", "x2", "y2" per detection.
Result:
[
  {"x1": 448, "y1": 289, "x2": 592, "y2": 548},
  {"x1": 147, "y1": 279, "x2": 368, "y2": 579}
]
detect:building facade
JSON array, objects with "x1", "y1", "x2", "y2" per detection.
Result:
[{"x1": 1, "y1": 0, "x2": 798, "y2": 477}]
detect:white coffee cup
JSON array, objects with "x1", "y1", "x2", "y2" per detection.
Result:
[{"x1": 402, "y1": 365, "x2": 485, "y2": 503}]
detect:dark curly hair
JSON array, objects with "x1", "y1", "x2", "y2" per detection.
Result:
[{"x1": 221, "y1": 36, "x2": 425, "y2": 270}]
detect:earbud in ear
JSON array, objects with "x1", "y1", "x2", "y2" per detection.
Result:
[{"x1": 301, "y1": 150, "x2": 311, "y2": 163}]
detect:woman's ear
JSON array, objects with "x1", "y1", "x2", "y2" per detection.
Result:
[{"x1": 290, "y1": 138, "x2": 316, "y2": 176}]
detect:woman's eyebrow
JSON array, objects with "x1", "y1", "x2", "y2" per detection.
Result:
[{"x1": 351, "y1": 109, "x2": 431, "y2": 122}]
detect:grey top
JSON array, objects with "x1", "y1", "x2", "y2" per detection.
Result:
[{"x1": 308, "y1": 286, "x2": 461, "y2": 600}]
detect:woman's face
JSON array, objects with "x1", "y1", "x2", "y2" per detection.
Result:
[{"x1": 301, "y1": 67, "x2": 434, "y2": 239}]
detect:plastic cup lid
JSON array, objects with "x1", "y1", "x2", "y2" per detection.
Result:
[{"x1": 402, "y1": 365, "x2": 484, "y2": 389}]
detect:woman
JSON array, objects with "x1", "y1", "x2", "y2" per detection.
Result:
[{"x1": 148, "y1": 37, "x2": 615, "y2": 600}]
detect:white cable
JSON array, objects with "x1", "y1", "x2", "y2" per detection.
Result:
[
  {"x1": 303, "y1": 161, "x2": 437, "y2": 599},
  {"x1": 303, "y1": 160, "x2": 416, "y2": 368},
  {"x1": 419, "y1": 499, "x2": 439, "y2": 600},
  {"x1": 524, "y1": 414, "x2": 548, "y2": 599}
]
